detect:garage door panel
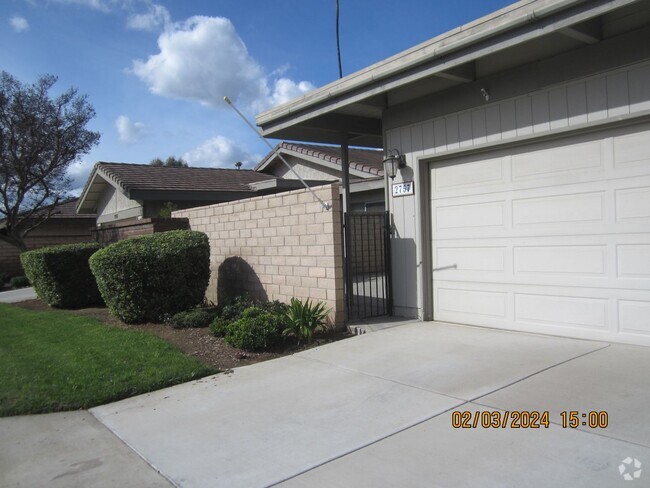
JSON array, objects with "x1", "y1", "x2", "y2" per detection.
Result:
[
  {"x1": 617, "y1": 244, "x2": 650, "y2": 278},
  {"x1": 435, "y1": 281, "x2": 650, "y2": 341},
  {"x1": 619, "y1": 300, "x2": 650, "y2": 335},
  {"x1": 514, "y1": 293, "x2": 609, "y2": 330},
  {"x1": 513, "y1": 245, "x2": 607, "y2": 276},
  {"x1": 512, "y1": 191, "x2": 605, "y2": 226},
  {"x1": 430, "y1": 122, "x2": 650, "y2": 346},
  {"x1": 615, "y1": 186, "x2": 650, "y2": 221},
  {"x1": 435, "y1": 157, "x2": 505, "y2": 190},
  {"x1": 614, "y1": 129, "x2": 650, "y2": 167},
  {"x1": 435, "y1": 200, "x2": 505, "y2": 230},
  {"x1": 511, "y1": 139, "x2": 603, "y2": 180},
  {"x1": 438, "y1": 288, "x2": 507, "y2": 319},
  {"x1": 437, "y1": 247, "x2": 506, "y2": 272}
]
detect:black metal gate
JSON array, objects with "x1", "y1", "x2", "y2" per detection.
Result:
[{"x1": 344, "y1": 211, "x2": 392, "y2": 320}]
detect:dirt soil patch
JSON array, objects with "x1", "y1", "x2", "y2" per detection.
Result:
[{"x1": 14, "y1": 299, "x2": 351, "y2": 371}]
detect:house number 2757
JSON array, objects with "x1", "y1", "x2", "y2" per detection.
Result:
[{"x1": 392, "y1": 181, "x2": 414, "y2": 197}]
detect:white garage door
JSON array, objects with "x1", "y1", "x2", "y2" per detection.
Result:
[{"x1": 430, "y1": 122, "x2": 650, "y2": 346}]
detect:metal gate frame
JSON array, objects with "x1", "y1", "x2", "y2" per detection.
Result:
[{"x1": 343, "y1": 211, "x2": 392, "y2": 321}]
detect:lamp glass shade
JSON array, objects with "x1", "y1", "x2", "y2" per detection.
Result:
[{"x1": 383, "y1": 156, "x2": 399, "y2": 179}]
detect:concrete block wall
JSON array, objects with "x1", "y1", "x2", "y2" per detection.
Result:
[
  {"x1": 173, "y1": 184, "x2": 345, "y2": 327},
  {"x1": 92, "y1": 218, "x2": 190, "y2": 245}
]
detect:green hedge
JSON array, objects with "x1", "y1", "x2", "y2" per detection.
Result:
[
  {"x1": 89, "y1": 230, "x2": 210, "y2": 323},
  {"x1": 20, "y1": 243, "x2": 103, "y2": 308}
]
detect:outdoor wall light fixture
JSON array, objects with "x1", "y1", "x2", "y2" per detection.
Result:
[
  {"x1": 480, "y1": 87, "x2": 490, "y2": 102},
  {"x1": 383, "y1": 149, "x2": 406, "y2": 179}
]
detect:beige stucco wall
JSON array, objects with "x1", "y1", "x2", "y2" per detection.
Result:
[{"x1": 173, "y1": 184, "x2": 345, "y2": 327}]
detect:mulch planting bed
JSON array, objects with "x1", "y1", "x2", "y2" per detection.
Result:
[{"x1": 14, "y1": 299, "x2": 351, "y2": 371}]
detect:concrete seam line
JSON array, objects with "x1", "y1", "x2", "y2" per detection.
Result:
[
  {"x1": 469, "y1": 343, "x2": 612, "y2": 403},
  {"x1": 267, "y1": 400, "x2": 470, "y2": 487},
  {"x1": 290, "y1": 354, "x2": 467, "y2": 402},
  {"x1": 88, "y1": 410, "x2": 181, "y2": 488},
  {"x1": 468, "y1": 400, "x2": 650, "y2": 450}
]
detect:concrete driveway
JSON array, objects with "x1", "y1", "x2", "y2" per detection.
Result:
[
  {"x1": 0, "y1": 287, "x2": 36, "y2": 303},
  {"x1": 2, "y1": 321, "x2": 649, "y2": 487}
]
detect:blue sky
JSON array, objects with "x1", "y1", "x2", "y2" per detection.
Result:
[{"x1": 1, "y1": 0, "x2": 512, "y2": 193}]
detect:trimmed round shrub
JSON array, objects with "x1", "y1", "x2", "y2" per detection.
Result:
[
  {"x1": 89, "y1": 230, "x2": 210, "y2": 323},
  {"x1": 167, "y1": 309, "x2": 213, "y2": 329},
  {"x1": 20, "y1": 243, "x2": 102, "y2": 308},
  {"x1": 224, "y1": 306, "x2": 289, "y2": 351}
]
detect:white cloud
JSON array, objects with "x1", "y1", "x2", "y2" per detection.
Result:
[
  {"x1": 126, "y1": 2, "x2": 170, "y2": 31},
  {"x1": 270, "y1": 78, "x2": 315, "y2": 107},
  {"x1": 183, "y1": 136, "x2": 259, "y2": 168},
  {"x1": 66, "y1": 159, "x2": 96, "y2": 195},
  {"x1": 115, "y1": 115, "x2": 147, "y2": 144},
  {"x1": 132, "y1": 16, "x2": 314, "y2": 112},
  {"x1": 10, "y1": 16, "x2": 29, "y2": 32}
]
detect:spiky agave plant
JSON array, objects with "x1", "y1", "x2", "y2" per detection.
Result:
[{"x1": 283, "y1": 298, "x2": 332, "y2": 344}]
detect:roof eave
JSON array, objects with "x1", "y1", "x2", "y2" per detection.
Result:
[{"x1": 256, "y1": 0, "x2": 637, "y2": 136}]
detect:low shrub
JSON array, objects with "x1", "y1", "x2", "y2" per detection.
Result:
[
  {"x1": 218, "y1": 294, "x2": 257, "y2": 322},
  {"x1": 211, "y1": 296, "x2": 289, "y2": 341},
  {"x1": 9, "y1": 275, "x2": 30, "y2": 289},
  {"x1": 167, "y1": 309, "x2": 213, "y2": 329},
  {"x1": 283, "y1": 298, "x2": 331, "y2": 344},
  {"x1": 89, "y1": 230, "x2": 210, "y2": 323},
  {"x1": 0, "y1": 273, "x2": 9, "y2": 285},
  {"x1": 20, "y1": 243, "x2": 102, "y2": 308},
  {"x1": 224, "y1": 306, "x2": 289, "y2": 351},
  {"x1": 209, "y1": 316, "x2": 231, "y2": 337}
]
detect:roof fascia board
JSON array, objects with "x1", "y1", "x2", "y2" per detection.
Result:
[
  {"x1": 283, "y1": 148, "x2": 374, "y2": 178},
  {"x1": 258, "y1": 147, "x2": 372, "y2": 178},
  {"x1": 257, "y1": 0, "x2": 636, "y2": 133},
  {"x1": 76, "y1": 165, "x2": 128, "y2": 213}
]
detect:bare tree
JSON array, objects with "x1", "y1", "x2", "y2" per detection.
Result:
[
  {"x1": 0, "y1": 72, "x2": 100, "y2": 251},
  {"x1": 150, "y1": 156, "x2": 188, "y2": 167}
]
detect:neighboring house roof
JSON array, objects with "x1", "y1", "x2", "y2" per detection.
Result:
[
  {"x1": 97, "y1": 162, "x2": 277, "y2": 193},
  {"x1": 0, "y1": 198, "x2": 95, "y2": 230},
  {"x1": 256, "y1": 0, "x2": 642, "y2": 146},
  {"x1": 256, "y1": 142, "x2": 384, "y2": 177},
  {"x1": 77, "y1": 162, "x2": 279, "y2": 214},
  {"x1": 46, "y1": 198, "x2": 96, "y2": 219}
]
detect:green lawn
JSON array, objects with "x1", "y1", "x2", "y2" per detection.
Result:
[{"x1": 0, "y1": 303, "x2": 217, "y2": 417}]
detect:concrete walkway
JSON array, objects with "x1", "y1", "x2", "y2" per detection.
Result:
[
  {"x1": 0, "y1": 286, "x2": 36, "y2": 303},
  {"x1": 2, "y1": 321, "x2": 649, "y2": 487}
]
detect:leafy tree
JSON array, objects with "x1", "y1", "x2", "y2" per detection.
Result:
[
  {"x1": 158, "y1": 201, "x2": 178, "y2": 219},
  {"x1": 0, "y1": 72, "x2": 100, "y2": 251},
  {"x1": 150, "y1": 156, "x2": 188, "y2": 168}
]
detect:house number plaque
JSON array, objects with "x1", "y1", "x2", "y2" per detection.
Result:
[{"x1": 392, "y1": 181, "x2": 414, "y2": 197}]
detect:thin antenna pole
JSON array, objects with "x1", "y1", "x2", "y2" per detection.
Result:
[
  {"x1": 223, "y1": 96, "x2": 332, "y2": 211},
  {"x1": 336, "y1": 0, "x2": 343, "y2": 78}
]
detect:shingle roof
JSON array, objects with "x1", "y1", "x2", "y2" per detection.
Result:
[
  {"x1": 256, "y1": 142, "x2": 384, "y2": 176},
  {"x1": 97, "y1": 162, "x2": 277, "y2": 193},
  {"x1": 0, "y1": 198, "x2": 95, "y2": 228},
  {"x1": 50, "y1": 198, "x2": 96, "y2": 218}
]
